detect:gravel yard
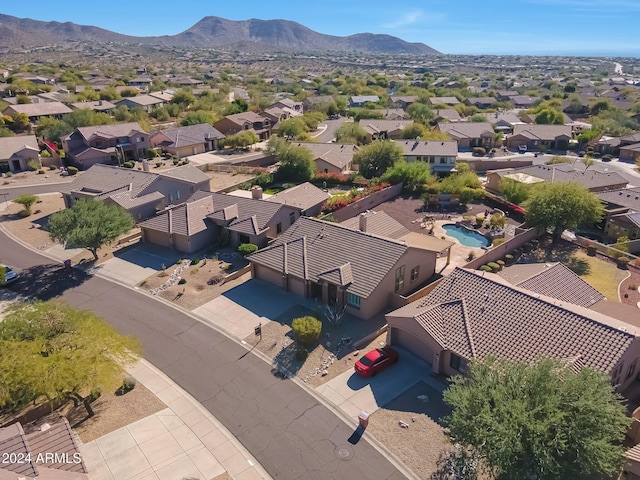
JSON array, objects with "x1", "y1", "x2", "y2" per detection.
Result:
[
  {"x1": 367, "y1": 381, "x2": 451, "y2": 480},
  {"x1": 1, "y1": 168, "x2": 74, "y2": 187},
  {"x1": 243, "y1": 305, "x2": 387, "y2": 387},
  {"x1": 1, "y1": 193, "x2": 66, "y2": 251}
]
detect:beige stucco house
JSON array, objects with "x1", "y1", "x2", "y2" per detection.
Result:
[
  {"x1": 149, "y1": 123, "x2": 225, "y2": 158},
  {"x1": 0, "y1": 135, "x2": 40, "y2": 173}
]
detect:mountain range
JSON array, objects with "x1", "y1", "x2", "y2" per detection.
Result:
[{"x1": 0, "y1": 14, "x2": 440, "y2": 55}]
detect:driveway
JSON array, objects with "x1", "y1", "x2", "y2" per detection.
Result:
[
  {"x1": 316, "y1": 348, "x2": 440, "y2": 418},
  {"x1": 88, "y1": 244, "x2": 184, "y2": 286},
  {"x1": 193, "y1": 279, "x2": 311, "y2": 338}
]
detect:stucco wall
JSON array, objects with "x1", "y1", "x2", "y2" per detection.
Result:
[{"x1": 330, "y1": 183, "x2": 403, "y2": 222}]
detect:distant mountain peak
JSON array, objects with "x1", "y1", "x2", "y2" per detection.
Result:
[{"x1": 0, "y1": 14, "x2": 440, "y2": 55}]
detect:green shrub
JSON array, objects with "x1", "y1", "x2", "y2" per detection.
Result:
[
  {"x1": 41, "y1": 150, "x2": 51, "y2": 158},
  {"x1": 155, "y1": 162, "x2": 163, "y2": 168},
  {"x1": 497, "y1": 260, "x2": 505, "y2": 266},
  {"x1": 37, "y1": 169, "x2": 45, "y2": 174},
  {"x1": 291, "y1": 316, "x2": 322, "y2": 347},
  {"x1": 473, "y1": 147, "x2": 486, "y2": 157},
  {"x1": 603, "y1": 154, "x2": 612, "y2": 161},
  {"x1": 475, "y1": 216, "x2": 484, "y2": 226},
  {"x1": 178, "y1": 278, "x2": 187, "y2": 285},
  {"x1": 479, "y1": 265, "x2": 492, "y2": 272},
  {"x1": 190, "y1": 258, "x2": 200, "y2": 266},
  {"x1": 467, "y1": 251, "x2": 476, "y2": 261},
  {"x1": 492, "y1": 238, "x2": 506, "y2": 246},
  {"x1": 67, "y1": 166, "x2": 78, "y2": 175},
  {"x1": 237, "y1": 243, "x2": 259, "y2": 256},
  {"x1": 27, "y1": 159, "x2": 40, "y2": 171},
  {"x1": 123, "y1": 161, "x2": 135, "y2": 169},
  {"x1": 5, "y1": 172, "x2": 12, "y2": 177},
  {"x1": 617, "y1": 256, "x2": 630, "y2": 268},
  {"x1": 586, "y1": 244, "x2": 597, "y2": 256},
  {"x1": 487, "y1": 262, "x2": 501, "y2": 272},
  {"x1": 505, "y1": 254, "x2": 515, "y2": 264},
  {"x1": 173, "y1": 159, "x2": 179, "y2": 165},
  {"x1": 48, "y1": 164, "x2": 58, "y2": 170}
]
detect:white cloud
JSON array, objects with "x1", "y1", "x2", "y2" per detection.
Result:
[{"x1": 383, "y1": 10, "x2": 425, "y2": 29}]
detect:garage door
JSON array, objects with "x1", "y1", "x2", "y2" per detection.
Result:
[{"x1": 391, "y1": 328, "x2": 434, "y2": 365}]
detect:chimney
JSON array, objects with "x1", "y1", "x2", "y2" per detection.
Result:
[
  {"x1": 359, "y1": 212, "x2": 369, "y2": 232},
  {"x1": 142, "y1": 160, "x2": 150, "y2": 172},
  {"x1": 251, "y1": 185, "x2": 263, "y2": 200}
]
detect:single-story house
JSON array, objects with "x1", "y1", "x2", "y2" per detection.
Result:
[
  {"x1": 148, "y1": 90, "x2": 175, "y2": 103},
  {"x1": 594, "y1": 135, "x2": 623, "y2": 155},
  {"x1": 59, "y1": 163, "x2": 211, "y2": 221},
  {"x1": 393, "y1": 139, "x2": 458, "y2": 175},
  {"x1": 488, "y1": 112, "x2": 526, "y2": 133},
  {"x1": 506, "y1": 124, "x2": 572, "y2": 151},
  {"x1": 115, "y1": 95, "x2": 164, "y2": 112},
  {"x1": 386, "y1": 266, "x2": 640, "y2": 392},
  {"x1": 606, "y1": 212, "x2": 640, "y2": 240},
  {"x1": 266, "y1": 182, "x2": 330, "y2": 217},
  {"x1": 434, "y1": 109, "x2": 462, "y2": 123},
  {"x1": 389, "y1": 96, "x2": 418, "y2": 109},
  {"x1": 621, "y1": 142, "x2": 640, "y2": 162},
  {"x1": 429, "y1": 97, "x2": 460, "y2": 106},
  {"x1": 486, "y1": 163, "x2": 628, "y2": 194},
  {"x1": 3, "y1": 102, "x2": 72, "y2": 123},
  {"x1": 149, "y1": 123, "x2": 225, "y2": 157},
  {"x1": 597, "y1": 186, "x2": 640, "y2": 234},
  {"x1": 510, "y1": 95, "x2": 537, "y2": 108},
  {"x1": 0, "y1": 134, "x2": 40, "y2": 173},
  {"x1": 293, "y1": 142, "x2": 357, "y2": 174},
  {"x1": 269, "y1": 98, "x2": 303, "y2": 114},
  {"x1": 302, "y1": 95, "x2": 335, "y2": 111},
  {"x1": 139, "y1": 189, "x2": 302, "y2": 252},
  {"x1": 0, "y1": 414, "x2": 88, "y2": 479},
  {"x1": 349, "y1": 95, "x2": 380, "y2": 107},
  {"x1": 383, "y1": 108, "x2": 409, "y2": 120},
  {"x1": 359, "y1": 119, "x2": 414, "y2": 140},
  {"x1": 437, "y1": 122, "x2": 495, "y2": 149},
  {"x1": 70, "y1": 100, "x2": 116, "y2": 113},
  {"x1": 464, "y1": 97, "x2": 497, "y2": 109},
  {"x1": 496, "y1": 90, "x2": 519, "y2": 101},
  {"x1": 248, "y1": 216, "x2": 445, "y2": 320}
]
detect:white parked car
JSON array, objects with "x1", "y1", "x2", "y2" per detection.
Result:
[
  {"x1": 518, "y1": 144, "x2": 527, "y2": 152},
  {"x1": 0, "y1": 264, "x2": 19, "y2": 286}
]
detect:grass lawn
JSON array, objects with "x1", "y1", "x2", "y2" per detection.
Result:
[{"x1": 572, "y1": 251, "x2": 628, "y2": 301}]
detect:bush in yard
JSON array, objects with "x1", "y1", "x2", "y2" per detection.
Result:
[
  {"x1": 497, "y1": 260, "x2": 505, "y2": 267},
  {"x1": 487, "y1": 262, "x2": 501, "y2": 272},
  {"x1": 37, "y1": 169, "x2": 45, "y2": 174},
  {"x1": 67, "y1": 166, "x2": 78, "y2": 175},
  {"x1": 467, "y1": 251, "x2": 476, "y2": 261},
  {"x1": 492, "y1": 238, "x2": 506, "y2": 246},
  {"x1": 505, "y1": 254, "x2": 515, "y2": 264},
  {"x1": 237, "y1": 243, "x2": 259, "y2": 256},
  {"x1": 178, "y1": 278, "x2": 187, "y2": 285},
  {"x1": 48, "y1": 164, "x2": 57, "y2": 170},
  {"x1": 475, "y1": 216, "x2": 484, "y2": 227},
  {"x1": 479, "y1": 265, "x2": 492, "y2": 272},
  {"x1": 473, "y1": 147, "x2": 486, "y2": 157},
  {"x1": 122, "y1": 161, "x2": 134, "y2": 169},
  {"x1": 291, "y1": 316, "x2": 322, "y2": 348},
  {"x1": 586, "y1": 244, "x2": 597, "y2": 256},
  {"x1": 14, "y1": 194, "x2": 39, "y2": 216},
  {"x1": 617, "y1": 256, "x2": 630, "y2": 269}
]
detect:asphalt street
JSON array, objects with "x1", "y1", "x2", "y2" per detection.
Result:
[{"x1": 0, "y1": 229, "x2": 408, "y2": 480}]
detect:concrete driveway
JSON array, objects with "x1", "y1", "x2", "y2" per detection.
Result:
[
  {"x1": 193, "y1": 279, "x2": 311, "y2": 339},
  {"x1": 316, "y1": 348, "x2": 440, "y2": 418},
  {"x1": 89, "y1": 244, "x2": 184, "y2": 286}
]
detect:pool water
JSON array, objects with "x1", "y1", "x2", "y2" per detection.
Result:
[{"x1": 442, "y1": 224, "x2": 490, "y2": 248}]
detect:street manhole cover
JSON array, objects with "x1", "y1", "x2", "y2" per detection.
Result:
[{"x1": 334, "y1": 444, "x2": 354, "y2": 460}]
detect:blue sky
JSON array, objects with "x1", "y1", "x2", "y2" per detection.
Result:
[{"x1": 2, "y1": 0, "x2": 639, "y2": 57}]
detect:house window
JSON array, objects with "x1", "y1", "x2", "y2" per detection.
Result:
[
  {"x1": 429, "y1": 157, "x2": 435, "y2": 164},
  {"x1": 168, "y1": 190, "x2": 181, "y2": 203},
  {"x1": 239, "y1": 234, "x2": 250, "y2": 244},
  {"x1": 439, "y1": 157, "x2": 447, "y2": 164},
  {"x1": 450, "y1": 353, "x2": 467, "y2": 373},
  {"x1": 136, "y1": 137, "x2": 142, "y2": 143},
  {"x1": 628, "y1": 361, "x2": 637, "y2": 380},
  {"x1": 416, "y1": 156, "x2": 423, "y2": 161},
  {"x1": 395, "y1": 266, "x2": 405, "y2": 292},
  {"x1": 289, "y1": 212, "x2": 296, "y2": 225},
  {"x1": 410, "y1": 266, "x2": 419, "y2": 283},
  {"x1": 276, "y1": 222, "x2": 282, "y2": 234},
  {"x1": 347, "y1": 293, "x2": 361, "y2": 309}
]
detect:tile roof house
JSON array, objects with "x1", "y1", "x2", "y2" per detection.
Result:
[
  {"x1": 619, "y1": 133, "x2": 640, "y2": 162},
  {"x1": 115, "y1": 94, "x2": 164, "y2": 112},
  {"x1": 61, "y1": 122, "x2": 150, "y2": 169},
  {"x1": 385, "y1": 267, "x2": 640, "y2": 390},
  {"x1": 358, "y1": 119, "x2": 414, "y2": 140},
  {"x1": 3, "y1": 102, "x2": 72, "y2": 123},
  {"x1": 429, "y1": 97, "x2": 460, "y2": 106},
  {"x1": 149, "y1": 124, "x2": 225, "y2": 157},
  {"x1": 0, "y1": 134, "x2": 40, "y2": 173},
  {"x1": 506, "y1": 124, "x2": 573, "y2": 151},
  {"x1": 148, "y1": 90, "x2": 175, "y2": 103},
  {"x1": 70, "y1": 100, "x2": 116, "y2": 114},
  {"x1": 293, "y1": 142, "x2": 357, "y2": 174},
  {"x1": 597, "y1": 187, "x2": 640, "y2": 239},
  {"x1": 269, "y1": 98, "x2": 303, "y2": 114},
  {"x1": 248, "y1": 216, "x2": 443, "y2": 319},
  {"x1": 434, "y1": 109, "x2": 462, "y2": 123},
  {"x1": 392, "y1": 139, "x2": 458, "y2": 175},
  {"x1": 302, "y1": 95, "x2": 335, "y2": 110},
  {"x1": 0, "y1": 415, "x2": 88, "y2": 479},
  {"x1": 486, "y1": 163, "x2": 628, "y2": 194},
  {"x1": 59, "y1": 163, "x2": 210, "y2": 221},
  {"x1": 436, "y1": 122, "x2": 496, "y2": 149},
  {"x1": 265, "y1": 182, "x2": 330, "y2": 217},
  {"x1": 389, "y1": 96, "x2": 418, "y2": 109},
  {"x1": 139, "y1": 189, "x2": 302, "y2": 252},
  {"x1": 488, "y1": 111, "x2": 526, "y2": 132},
  {"x1": 383, "y1": 108, "x2": 409, "y2": 120},
  {"x1": 213, "y1": 112, "x2": 272, "y2": 141},
  {"x1": 348, "y1": 95, "x2": 380, "y2": 107},
  {"x1": 510, "y1": 95, "x2": 538, "y2": 108},
  {"x1": 464, "y1": 97, "x2": 497, "y2": 109}
]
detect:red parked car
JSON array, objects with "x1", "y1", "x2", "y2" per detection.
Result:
[{"x1": 354, "y1": 347, "x2": 399, "y2": 377}]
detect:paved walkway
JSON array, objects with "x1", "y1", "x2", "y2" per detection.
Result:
[{"x1": 80, "y1": 360, "x2": 270, "y2": 480}]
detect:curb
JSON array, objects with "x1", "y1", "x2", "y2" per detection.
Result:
[{"x1": 0, "y1": 222, "x2": 420, "y2": 480}]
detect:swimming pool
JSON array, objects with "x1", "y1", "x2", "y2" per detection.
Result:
[{"x1": 442, "y1": 224, "x2": 490, "y2": 248}]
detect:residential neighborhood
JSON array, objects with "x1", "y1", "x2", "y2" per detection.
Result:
[{"x1": 2, "y1": 6, "x2": 640, "y2": 480}]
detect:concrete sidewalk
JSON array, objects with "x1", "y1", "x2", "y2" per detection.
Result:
[{"x1": 80, "y1": 359, "x2": 271, "y2": 480}]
